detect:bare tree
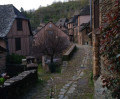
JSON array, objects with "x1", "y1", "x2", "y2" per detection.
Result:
[{"x1": 32, "y1": 30, "x2": 69, "y2": 63}]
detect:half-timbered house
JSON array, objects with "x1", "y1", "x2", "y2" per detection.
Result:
[{"x1": 0, "y1": 4, "x2": 32, "y2": 56}]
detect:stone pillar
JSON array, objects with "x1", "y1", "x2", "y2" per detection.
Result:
[
  {"x1": 42, "y1": 56, "x2": 49, "y2": 72},
  {"x1": 42, "y1": 56, "x2": 45, "y2": 68}
]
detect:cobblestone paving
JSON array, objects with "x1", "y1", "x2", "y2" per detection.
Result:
[
  {"x1": 19, "y1": 45, "x2": 93, "y2": 99},
  {"x1": 56, "y1": 45, "x2": 93, "y2": 99},
  {"x1": 57, "y1": 45, "x2": 88, "y2": 99}
]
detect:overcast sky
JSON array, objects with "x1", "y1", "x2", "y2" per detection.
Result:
[{"x1": 0, "y1": 0, "x2": 68, "y2": 11}]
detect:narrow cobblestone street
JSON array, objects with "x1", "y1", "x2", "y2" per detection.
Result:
[
  {"x1": 20, "y1": 45, "x2": 93, "y2": 99},
  {"x1": 1, "y1": 1, "x2": 118, "y2": 99},
  {"x1": 57, "y1": 45, "x2": 93, "y2": 99}
]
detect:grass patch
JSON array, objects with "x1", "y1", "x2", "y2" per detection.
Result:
[
  {"x1": 82, "y1": 93, "x2": 94, "y2": 99},
  {"x1": 37, "y1": 63, "x2": 51, "y2": 83},
  {"x1": 55, "y1": 65, "x2": 61, "y2": 73},
  {"x1": 89, "y1": 72, "x2": 94, "y2": 87},
  {"x1": 48, "y1": 63, "x2": 62, "y2": 73},
  {"x1": 86, "y1": 72, "x2": 94, "y2": 99},
  {"x1": 83, "y1": 70, "x2": 94, "y2": 99},
  {"x1": 37, "y1": 78, "x2": 44, "y2": 85},
  {"x1": 38, "y1": 63, "x2": 45, "y2": 74},
  {"x1": 37, "y1": 63, "x2": 61, "y2": 82}
]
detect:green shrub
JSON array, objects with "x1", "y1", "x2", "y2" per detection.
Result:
[
  {"x1": 0, "y1": 77, "x2": 5, "y2": 85},
  {"x1": 6, "y1": 53, "x2": 25, "y2": 64}
]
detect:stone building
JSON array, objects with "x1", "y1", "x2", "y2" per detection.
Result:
[
  {"x1": 33, "y1": 22, "x2": 70, "y2": 46},
  {"x1": 33, "y1": 22, "x2": 70, "y2": 56},
  {"x1": 79, "y1": 22, "x2": 91, "y2": 45},
  {"x1": 32, "y1": 23, "x2": 45, "y2": 35},
  {"x1": 77, "y1": 5, "x2": 91, "y2": 45},
  {"x1": 56, "y1": 18, "x2": 69, "y2": 34},
  {"x1": 68, "y1": 15, "x2": 78, "y2": 42},
  {"x1": 92, "y1": 0, "x2": 117, "y2": 78}
]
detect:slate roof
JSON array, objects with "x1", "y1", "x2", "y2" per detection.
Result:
[
  {"x1": 79, "y1": 5, "x2": 90, "y2": 16},
  {"x1": 0, "y1": 4, "x2": 28, "y2": 37},
  {"x1": 34, "y1": 22, "x2": 69, "y2": 37},
  {"x1": 79, "y1": 22, "x2": 90, "y2": 32},
  {"x1": 56, "y1": 18, "x2": 68, "y2": 27},
  {"x1": 32, "y1": 28, "x2": 42, "y2": 35},
  {"x1": 0, "y1": 46, "x2": 7, "y2": 52},
  {"x1": 32, "y1": 23, "x2": 45, "y2": 35},
  {"x1": 68, "y1": 15, "x2": 78, "y2": 23}
]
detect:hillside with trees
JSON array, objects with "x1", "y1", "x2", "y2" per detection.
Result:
[{"x1": 20, "y1": 0, "x2": 89, "y2": 30}]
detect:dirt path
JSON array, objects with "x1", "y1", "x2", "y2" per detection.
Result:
[{"x1": 20, "y1": 45, "x2": 93, "y2": 99}]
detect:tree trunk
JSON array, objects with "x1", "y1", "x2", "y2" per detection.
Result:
[{"x1": 51, "y1": 56, "x2": 53, "y2": 63}]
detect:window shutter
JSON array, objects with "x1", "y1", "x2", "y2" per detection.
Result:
[
  {"x1": 17, "y1": 19, "x2": 23, "y2": 31},
  {"x1": 15, "y1": 38, "x2": 21, "y2": 51}
]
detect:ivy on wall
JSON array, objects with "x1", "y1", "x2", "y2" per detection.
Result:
[{"x1": 99, "y1": 0, "x2": 120, "y2": 98}]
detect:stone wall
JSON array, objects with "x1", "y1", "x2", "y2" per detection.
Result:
[
  {"x1": 99, "y1": 0, "x2": 119, "y2": 76},
  {"x1": 0, "y1": 52, "x2": 6, "y2": 74},
  {"x1": 6, "y1": 64, "x2": 25, "y2": 77},
  {"x1": 62, "y1": 44, "x2": 76, "y2": 61},
  {"x1": 92, "y1": 0, "x2": 118, "y2": 78},
  {"x1": 99, "y1": 0, "x2": 114, "y2": 26},
  {"x1": 0, "y1": 70, "x2": 38, "y2": 99}
]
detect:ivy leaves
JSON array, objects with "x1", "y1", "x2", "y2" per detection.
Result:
[{"x1": 100, "y1": 0, "x2": 120, "y2": 98}]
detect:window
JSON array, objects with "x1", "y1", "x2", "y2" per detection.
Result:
[
  {"x1": 15, "y1": 38, "x2": 21, "y2": 51},
  {"x1": 48, "y1": 31, "x2": 53, "y2": 34},
  {"x1": 17, "y1": 19, "x2": 23, "y2": 31},
  {"x1": 59, "y1": 25, "x2": 62, "y2": 28},
  {"x1": 94, "y1": 0, "x2": 99, "y2": 28},
  {"x1": 49, "y1": 24, "x2": 52, "y2": 28}
]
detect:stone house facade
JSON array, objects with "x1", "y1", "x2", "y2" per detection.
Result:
[
  {"x1": 68, "y1": 15, "x2": 78, "y2": 42},
  {"x1": 77, "y1": 5, "x2": 91, "y2": 45},
  {"x1": 33, "y1": 22, "x2": 70, "y2": 47},
  {"x1": 33, "y1": 22, "x2": 70, "y2": 59},
  {"x1": 79, "y1": 22, "x2": 91, "y2": 45},
  {"x1": 56, "y1": 18, "x2": 69, "y2": 35}
]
